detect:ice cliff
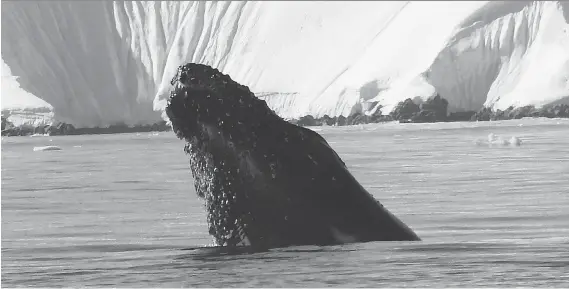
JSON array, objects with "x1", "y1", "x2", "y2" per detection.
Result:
[{"x1": 2, "y1": 1, "x2": 568, "y2": 127}]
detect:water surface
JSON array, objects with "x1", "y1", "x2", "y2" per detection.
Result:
[{"x1": 2, "y1": 118, "x2": 568, "y2": 287}]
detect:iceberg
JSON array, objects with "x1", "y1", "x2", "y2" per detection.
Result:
[{"x1": 1, "y1": 1, "x2": 568, "y2": 128}]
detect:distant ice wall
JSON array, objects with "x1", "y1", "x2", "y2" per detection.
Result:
[
  {"x1": 2, "y1": 1, "x2": 568, "y2": 127},
  {"x1": 2, "y1": 1, "x2": 162, "y2": 127}
]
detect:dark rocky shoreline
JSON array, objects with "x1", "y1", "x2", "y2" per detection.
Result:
[
  {"x1": 290, "y1": 95, "x2": 569, "y2": 127},
  {"x1": 1, "y1": 118, "x2": 171, "y2": 137},
  {"x1": 2, "y1": 95, "x2": 568, "y2": 136}
]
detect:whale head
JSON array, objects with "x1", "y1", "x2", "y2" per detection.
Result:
[
  {"x1": 165, "y1": 63, "x2": 292, "y2": 248},
  {"x1": 165, "y1": 63, "x2": 421, "y2": 249}
]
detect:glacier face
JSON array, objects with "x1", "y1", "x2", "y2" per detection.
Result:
[{"x1": 1, "y1": 1, "x2": 568, "y2": 127}]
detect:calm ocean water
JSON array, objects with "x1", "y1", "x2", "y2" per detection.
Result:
[{"x1": 2, "y1": 118, "x2": 569, "y2": 287}]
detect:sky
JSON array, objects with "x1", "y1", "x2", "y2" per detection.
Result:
[{"x1": 1, "y1": 58, "x2": 52, "y2": 110}]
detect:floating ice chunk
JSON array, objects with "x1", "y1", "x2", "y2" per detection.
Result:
[
  {"x1": 482, "y1": 133, "x2": 522, "y2": 147},
  {"x1": 33, "y1": 145, "x2": 62, "y2": 151},
  {"x1": 508, "y1": 136, "x2": 522, "y2": 146}
]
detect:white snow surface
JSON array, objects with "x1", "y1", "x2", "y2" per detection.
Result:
[{"x1": 1, "y1": 1, "x2": 568, "y2": 127}]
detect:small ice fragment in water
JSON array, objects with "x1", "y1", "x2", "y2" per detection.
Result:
[
  {"x1": 509, "y1": 136, "x2": 522, "y2": 146},
  {"x1": 33, "y1": 146, "x2": 62, "y2": 151}
]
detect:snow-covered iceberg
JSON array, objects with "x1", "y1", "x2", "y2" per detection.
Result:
[{"x1": 1, "y1": 1, "x2": 568, "y2": 127}]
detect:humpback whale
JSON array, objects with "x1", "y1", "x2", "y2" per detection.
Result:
[{"x1": 165, "y1": 63, "x2": 420, "y2": 249}]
